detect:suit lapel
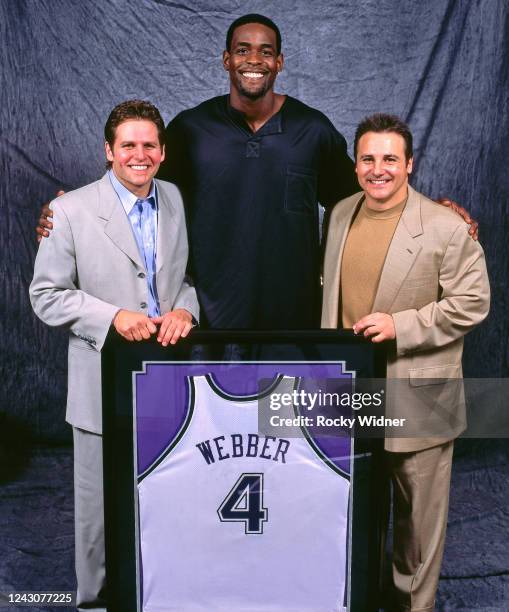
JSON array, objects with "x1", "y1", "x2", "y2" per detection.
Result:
[
  {"x1": 372, "y1": 186, "x2": 423, "y2": 312},
  {"x1": 323, "y1": 193, "x2": 364, "y2": 326},
  {"x1": 155, "y1": 180, "x2": 177, "y2": 275},
  {"x1": 97, "y1": 174, "x2": 144, "y2": 270}
]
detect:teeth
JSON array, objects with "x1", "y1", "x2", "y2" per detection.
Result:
[
  {"x1": 242, "y1": 72, "x2": 264, "y2": 78},
  {"x1": 131, "y1": 165, "x2": 148, "y2": 170},
  {"x1": 370, "y1": 179, "x2": 389, "y2": 184}
]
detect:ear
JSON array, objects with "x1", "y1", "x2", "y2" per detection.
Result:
[
  {"x1": 276, "y1": 53, "x2": 284, "y2": 73},
  {"x1": 222, "y1": 49, "x2": 230, "y2": 71},
  {"x1": 105, "y1": 141, "x2": 114, "y2": 163},
  {"x1": 160, "y1": 144, "x2": 166, "y2": 163},
  {"x1": 406, "y1": 157, "x2": 413, "y2": 175}
]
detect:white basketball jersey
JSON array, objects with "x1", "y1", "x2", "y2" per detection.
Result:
[{"x1": 138, "y1": 375, "x2": 350, "y2": 612}]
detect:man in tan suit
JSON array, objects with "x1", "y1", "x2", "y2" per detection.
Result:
[{"x1": 322, "y1": 113, "x2": 490, "y2": 611}]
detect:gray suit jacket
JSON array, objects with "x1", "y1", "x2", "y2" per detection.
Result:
[
  {"x1": 322, "y1": 186, "x2": 490, "y2": 452},
  {"x1": 30, "y1": 174, "x2": 199, "y2": 434}
]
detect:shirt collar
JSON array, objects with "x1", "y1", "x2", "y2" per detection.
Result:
[
  {"x1": 108, "y1": 169, "x2": 158, "y2": 216},
  {"x1": 225, "y1": 95, "x2": 285, "y2": 137}
]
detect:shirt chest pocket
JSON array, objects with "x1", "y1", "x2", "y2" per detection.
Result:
[{"x1": 284, "y1": 164, "x2": 317, "y2": 216}]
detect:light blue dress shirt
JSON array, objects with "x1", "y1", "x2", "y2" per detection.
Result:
[{"x1": 108, "y1": 170, "x2": 160, "y2": 317}]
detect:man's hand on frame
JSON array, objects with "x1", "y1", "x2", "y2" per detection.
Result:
[
  {"x1": 113, "y1": 310, "x2": 158, "y2": 341},
  {"x1": 353, "y1": 312, "x2": 395, "y2": 343},
  {"x1": 151, "y1": 309, "x2": 193, "y2": 346}
]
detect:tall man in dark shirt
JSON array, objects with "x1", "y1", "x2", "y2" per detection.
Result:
[{"x1": 157, "y1": 14, "x2": 358, "y2": 329}]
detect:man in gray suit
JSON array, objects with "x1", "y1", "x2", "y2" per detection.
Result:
[
  {"x1": 30, "y1": 99, "x2": 199, "y2": 611},
  {"x1": 322, "y1": 114, "x2": 490, "y2": 610}
]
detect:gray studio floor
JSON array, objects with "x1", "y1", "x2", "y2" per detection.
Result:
[{"x1": 0, "y1": 440, "x2": 508, "y2": 611}]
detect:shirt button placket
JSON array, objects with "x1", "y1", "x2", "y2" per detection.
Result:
[{"x1": 246, "y1": 139, "x2": 260, "y2": 158}]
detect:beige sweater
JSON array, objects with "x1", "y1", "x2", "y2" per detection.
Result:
[{"x1": 340, "y1": 197, "x2": 406, "y2": 327}]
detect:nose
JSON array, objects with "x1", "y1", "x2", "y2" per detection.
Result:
[
  {"x1": 373, "y1": 159, "x2": 384, "y2": 175},
  {"x1": 133, "y1": 144, "x2": 146, "y2": 159},
  {"x1": 245, "y1": 50, "x2": 262, "y2": 64}
]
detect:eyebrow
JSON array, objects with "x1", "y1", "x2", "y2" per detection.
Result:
[
  {"x1": 360, "y1": 153, "x2": 400, "y2": 159},
  {"x1": 234, "y1": 41, "x2": 275, "y2": 49},
  {"x1": 118, "y1": 140, "x2": 158, "y2": 146}
]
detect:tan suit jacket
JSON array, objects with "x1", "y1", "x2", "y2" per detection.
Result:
[{"x1": 322, "y1": 186, "x2": 490, "y2": 452}]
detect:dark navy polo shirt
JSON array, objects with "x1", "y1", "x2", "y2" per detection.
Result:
[{"x1": 158, "y1": 95, "x2": 357, "y2": 330}]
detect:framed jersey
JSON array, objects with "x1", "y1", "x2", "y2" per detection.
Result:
[{"x1": 102, "y1": 331, "x2": 386, "y2": 612}]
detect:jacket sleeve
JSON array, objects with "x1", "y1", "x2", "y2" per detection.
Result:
[
  {"x1": 29, "y1": 200, "x2": 119, "y2": 351},
  {"x1": 392, "y1": 224, "x2": 490, "y2": 356},
  {"x1": 172, "y1": 275, "x2": 200, "y2": 323}
]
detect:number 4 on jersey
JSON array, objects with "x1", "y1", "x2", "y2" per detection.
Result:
[{"x1": 217, "y1": 473, "x2": 268, "y2": 534}]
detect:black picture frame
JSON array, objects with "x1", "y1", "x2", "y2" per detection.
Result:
[{"x1": 102, "y1": 330, "x2": 387, "y2": 612}]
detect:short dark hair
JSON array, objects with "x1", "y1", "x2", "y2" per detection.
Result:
[
  {"x1": 226, "y1": 14, "x2": 282, "y2": 55},
  {"x1": 354, "y1": 113, "x2": 413, "y2": 161},
  {"x1": 104, "y1": 99, "x2": 165, "y2": 168}
]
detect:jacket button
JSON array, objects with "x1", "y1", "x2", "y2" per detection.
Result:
[
  {"x1": 138, "y1": 272, "x2": 146, "y2": 279},
  {"x1": 140, "y1": 302, "x2": 147, "y2": 309}
]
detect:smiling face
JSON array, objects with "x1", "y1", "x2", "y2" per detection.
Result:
[
  {"x1": 223, "y1": 22, "x2": 283, "y2": 100},
  {"x1": 355, "y1": 131, "x2": 413, "y2": 209},
  {"x1": 105, "y1": 119, "x2": 165, "y2": 198}
]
